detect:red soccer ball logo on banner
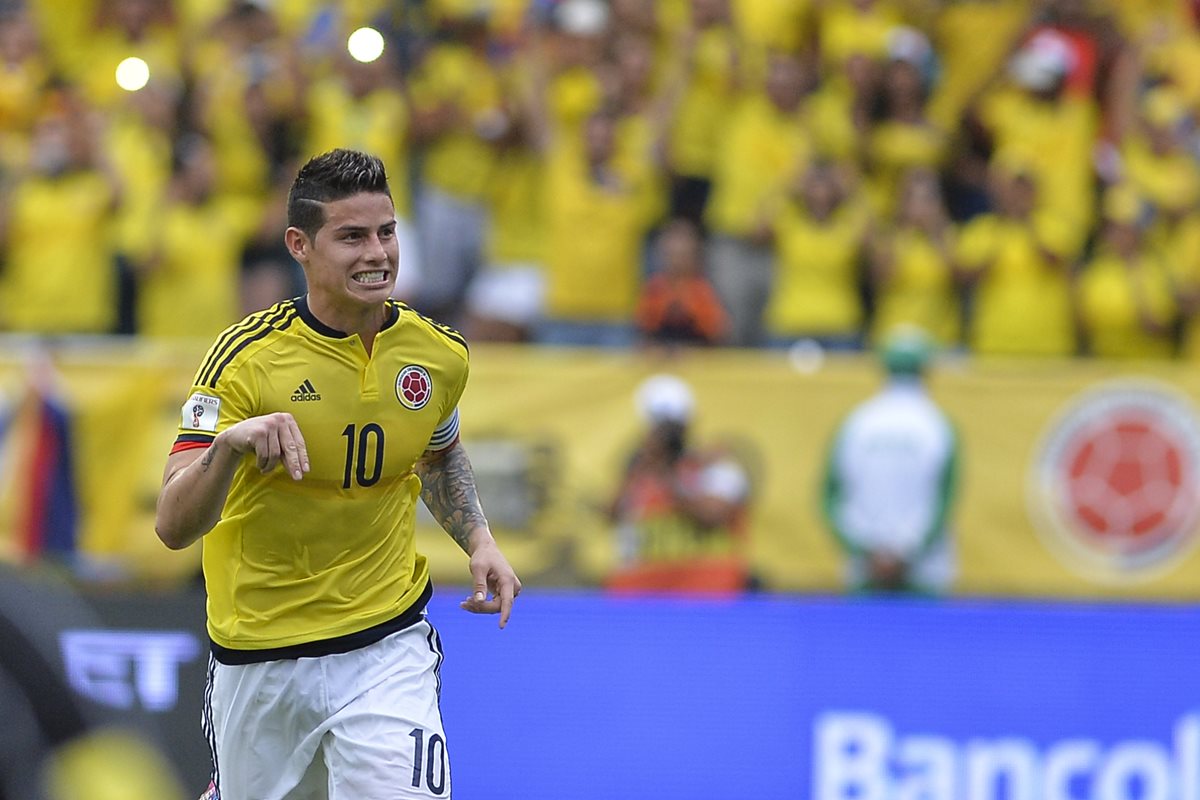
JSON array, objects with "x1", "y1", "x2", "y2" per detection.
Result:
[{"x1": 1028, "y1": 381, "x2": 1200, "y2": 580}]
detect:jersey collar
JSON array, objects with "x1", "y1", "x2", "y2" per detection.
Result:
[{"x1": 295, "y1": 295, "x2": 400, "y2": 339}]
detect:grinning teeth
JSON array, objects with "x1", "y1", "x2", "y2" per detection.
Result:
[{"x1": 353, "y1": 271, "x2": 386, "y2": 284}]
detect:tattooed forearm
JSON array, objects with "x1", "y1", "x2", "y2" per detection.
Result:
[
  {"x1": 200, "y1": 444, "x2": 217, "y2": 472},
  {"x1": 416, "y1": 443, "x2": 489, "y2": 553}
]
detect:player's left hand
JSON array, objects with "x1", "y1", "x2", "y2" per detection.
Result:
[{"x1": 461, "y1": 539, "x2": 522, "y2": 629}]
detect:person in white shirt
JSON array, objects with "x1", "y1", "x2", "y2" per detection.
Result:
[{"x1": 820, "y1": 327, "x2": 960, "y2": 594}]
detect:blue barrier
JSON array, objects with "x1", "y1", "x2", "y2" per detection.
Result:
[{"x1": 427, "y1": 591, "x2": 1200, "y2": 800}]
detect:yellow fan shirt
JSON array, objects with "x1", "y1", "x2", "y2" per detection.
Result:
[
  {"x1": 871, "y1": 226, "x2": 960, "y2": 347},
  {"x1": 138, "y1": 196, "x2": 254, "y2": 339},
  {"x1": 668, "y1": 24, "x2": 740, "y2": 179},
  {"x1": 768, "y1": 199, "x2": 869, "y2": 337},
  {"x1": 706, "y1": 93, "x2": 812, "y2": 237},
  {"x1": 955, "y1": 213, "x2": 1077, "y2": 357},
  {"x1": 1, "y1": 171, "x2": 116, "y2": 333},
  {"x1": 409, "y1": 43, "x2": 501, "y2": 202},
  {"x1": 1076, "y1": 249, "x2": 1177, "y2": 359},
  {"x1": 543, "y1": 145, "x2": 648, "y2": 322}
]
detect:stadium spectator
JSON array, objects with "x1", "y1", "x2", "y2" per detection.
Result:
[
  {"x1": 663, "y1": 0, "x2": 740, "y2": 227},
  {"x1": 407, "y1": 7, "x2": 505, "y2": 325},
  {"x1": 817, "y1": 0, "x2": 899, "y2": 74},
  {"x1": 1159, "y1": 198, "x2": 1200, "y2": 358},
  {"x1": 0, "y1": 0, "x2": 1197, "y2": 362},
  {"x1": 133, "y1": 133, "x2": 257, "y2": 339},
  {"x1": 188, "y1": 0, "x2": 306, "y2": 268},
  {"x1": 706, "y1": 50, "x2": 814, "y2": 347},
  {"x1": 635, "y1": 217, "x2": 729, "y2": 347},
  {"x1": 765, "y1": 159, "x2": 871, "y2": 349},
  {"x1": 154, "y1": 149, "x2": 520, "y2": 799},
  {"x1": 0, "y1": 88, "x2": 122, "y2": 335},
  {"x1": 954, "y1": 159, "x2": 1078, "y2": 357},
  {"x1": 965, "y1": 26, "x2": 1097, "y2": 254},
  {"x1": 462, "y1": 35, "x2": 551, "y2": 344},
  {"x1": 821, "y1": 326, "x2": 959, "y2": 595},
  {"x1": 0, "y1": 8, "x2": 51, "y2": 172},
  {"x1": 63, "y1": 0, "x2": 182, "y2": 113},
  {"x1": 539, "y1": 107, "x2": 654, "y2": 346},
  {"x1": 104, "y1": 74, "x2": 188, "y2": 333},
  {"x1": 1074, "y1": 183, "x2": 1178, "y2": 359},
  {"x1": 303, "y1": 37, "x2": 421, "y2": 301},
  {"x1": 867, "y1": 167, "x2": 960, "y2": 347},
  {"x1": 1120, "y1": 87, "x2": 1200, "y2": 227},
  {"x1": 864, "y1": 26, "x2": 946, "y2": 218},
  {"x1": 606, "y1": 373, "x2": 753, "y2": 594},
  {"x1": 603, "y1": 28, "x2": 674, "y2": 227},
  {"x1": 925, "y1": 0, "x2": 1030, "y2": 135}
]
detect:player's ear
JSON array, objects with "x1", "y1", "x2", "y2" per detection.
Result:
[{"x1": 284, "y1": 227, "x2": 309, "y2": 262}]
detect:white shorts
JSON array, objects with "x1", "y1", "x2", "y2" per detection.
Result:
[{"x1": 204, "y1": 618, "x2": 450, "y2": 800}]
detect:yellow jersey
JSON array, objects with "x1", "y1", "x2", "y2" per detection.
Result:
[{"x1": 172, "y1": 297, "x2": 469, "y2": 662}]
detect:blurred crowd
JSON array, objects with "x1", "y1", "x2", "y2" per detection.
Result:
[{"x1": 1, "y1": 0, "x2": 1200, "y2": 357}]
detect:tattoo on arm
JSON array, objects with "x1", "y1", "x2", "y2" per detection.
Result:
[
  {"x1": 416, "y1": 444, "x2": 488, "y2": 553},
  {"x1": 200, "y1": 445, "x2": 216, "y2": 472}
]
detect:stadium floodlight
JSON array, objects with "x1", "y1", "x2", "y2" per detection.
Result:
[
  {"x1": 347, "y1": 27, "x2": 385, "y2": 64},
  {"x1": 115, "y1": 56, "x2": 150, "y2": 92}
]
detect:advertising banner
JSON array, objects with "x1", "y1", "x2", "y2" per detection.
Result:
[
  {"x1": 2, "y1": 341, "x2": 1200, "y2": 597},
  {"x1": 6, "y1": 570, "x2": 1194, "y2": 800},
  {"x1": 430, "y1": 592, "x2": 1200, "y2": 800}
]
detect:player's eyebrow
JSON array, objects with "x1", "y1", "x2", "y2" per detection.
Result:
[{"x1": 332, "y1": 220, "x2": 396, "y2": 235}]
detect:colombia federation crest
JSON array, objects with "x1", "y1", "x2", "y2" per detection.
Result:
[
  {"x1": 396, "y1": 365, "x2": 432, "y2": 410},
  {"x1": 1027, "y1": 380, "x2": 1200, "y2": 581}
]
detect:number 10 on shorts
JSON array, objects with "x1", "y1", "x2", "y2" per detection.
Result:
[{"x1": 409, "y1": 727, "x2": 448, "y2": 795}]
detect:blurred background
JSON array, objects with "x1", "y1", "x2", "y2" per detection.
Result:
[{"x1": 0, "y1": 0, "x2": 1198, "y2": 797}]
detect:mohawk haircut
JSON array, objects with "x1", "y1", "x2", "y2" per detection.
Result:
[{"x1": 287, "y1": 149, "x2": 392, "y2": 239}]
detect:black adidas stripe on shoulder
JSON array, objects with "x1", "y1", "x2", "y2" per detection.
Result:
[
  {"x1": 392, "y1": 300, "x2": 468, "y2": 350},
  {"x1": 197, "y1": 302, "x2": 295, "y2": 387},
  {"x1": 195, "y1": 307, "x2": 280, "y2": 388},
  {"x1": 200, "y1": 302, "x2": 299, "y2": 389}
]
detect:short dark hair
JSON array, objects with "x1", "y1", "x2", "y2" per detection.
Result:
[{"x1": 287, "y1": 149, "x2": 391, "y2": 238}]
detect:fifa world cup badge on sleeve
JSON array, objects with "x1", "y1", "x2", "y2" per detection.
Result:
[{"x1": 182, "y1": 393, "x2": 221, "y2": 433}]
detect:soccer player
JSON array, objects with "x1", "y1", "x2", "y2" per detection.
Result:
[{"x1": 155, "y1": 149, "x2": 521, "y2": 799}]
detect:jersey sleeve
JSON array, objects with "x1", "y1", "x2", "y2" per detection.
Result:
[
  {"x1": 426, "y1": 408, "x2": 461, "y2": 452},
  {"x1": 425, "y1": 334, "x2": 470, "y2": 452},
  {"x1": 170, "y1": 350, "x2": 258, "y2": 454}
]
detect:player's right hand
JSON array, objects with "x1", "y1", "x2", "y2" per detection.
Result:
[{"x1": 222, "y1": 413, "x2": 309, "y2": 480}]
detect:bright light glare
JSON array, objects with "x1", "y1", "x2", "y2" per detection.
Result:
[
  {"x1": 115, "y1": 57, "x2": 150, "y2": 92},
  {"x1": 347, "y1": 27, "x2": 385, "y2": 63}
]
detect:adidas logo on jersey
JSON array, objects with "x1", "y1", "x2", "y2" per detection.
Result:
[{"x1": 291, "y1": 379, "x2": 322, "y2": 402}]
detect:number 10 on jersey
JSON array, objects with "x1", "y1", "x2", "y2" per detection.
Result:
[{"x1": 341, "y1": 423, "x2": 385, "y2": 489}]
